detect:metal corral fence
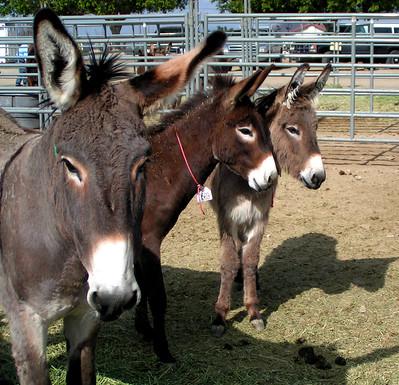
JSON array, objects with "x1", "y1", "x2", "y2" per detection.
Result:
[{"x1": 0, "y1": 12, "x2": 398, "y2": 143}]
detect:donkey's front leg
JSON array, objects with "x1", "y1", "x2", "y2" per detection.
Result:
[
  {"x1": 64, "y1": 306, "x2": 100, "y2": 385},
  {"x1": 139, "y1": 246, "x2": 175, "y2": 363},
  {"x1": 134, "y1": 262, "x2": 153, "y2": 341},
  {"x1": 7, "y1": 305, "x2": 50, "y2": 385},
  {"x1": 242, "y1": 225, "x2": 265, "y2": 331},
  {"x1": 212, "y1": 234, "x2": 241, "y2": 337}
]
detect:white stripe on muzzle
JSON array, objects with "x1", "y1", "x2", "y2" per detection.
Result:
[
  {"x1": 300, "y1": 154, "x2": 326, "y2": 189},
  {"x1": 87, "y1": 236, "x2": 140, "y2": 308},
  {"x1": 248, "y1": 154, "x2": 278, "y2": 192}
]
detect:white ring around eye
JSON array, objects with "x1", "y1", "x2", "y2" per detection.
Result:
[
  {"x1": 286, "y1": 125, "x2": 301, "y2": 139},
  {"x1": 236, "y1": 126, "x2": 255, "y2": 142}
]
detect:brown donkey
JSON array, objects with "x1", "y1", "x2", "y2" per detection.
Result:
[
  {"x1": 0, "y1": 9, "x2": 226, "y2": 385},
  {"x1": 210, "y1": 64, "x2": 332, "y2": 337},
  {"x1": 134, "y1": 68, "x2": 278, "y2": 362}
]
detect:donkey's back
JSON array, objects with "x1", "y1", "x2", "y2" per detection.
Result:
[{"x1": 0, "y1": 107, "x2": 40, "y2": 174}]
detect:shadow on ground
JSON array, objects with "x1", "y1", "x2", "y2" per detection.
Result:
[
  {"x1": 256, "y1": 232, "x2": 397, "y2": 319},
  {"x1": 0, "y1": 233, "x2": 398, "y2": 384}
]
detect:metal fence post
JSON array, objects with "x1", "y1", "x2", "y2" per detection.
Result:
[
  {"x1": 370, "y1": 18, "x2": 374, "y2": 113},
  {"x1": 203, "y1": 15, "x2": 209, "y2": 91},
  {"x1": 350, "y1": 15, "x2": 357, "y2": 140}
]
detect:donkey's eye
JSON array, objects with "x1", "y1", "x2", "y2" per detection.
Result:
[
  {"x1": 238, "y1": 127, "x2": 253, "y2": 136},
  {"x1": 135, "y1": 163, "x2": 145, "y2": 179},
  {"x1": 131, "y1": 156, "x2": 147, "y2": 183},
  {"x1": 62, "y1": 158, "x2": 82, "y2": 182},
  {"x1": 286, "y1": 126, "x2": 300, "y2": 136}
]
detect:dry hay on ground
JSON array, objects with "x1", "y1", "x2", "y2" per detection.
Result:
[{"x1": 0, "y1": 134, "x2": 398, "y2": 385}]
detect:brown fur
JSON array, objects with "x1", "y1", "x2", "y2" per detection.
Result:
[
  {"x1": 134, "y1": 69, "x2": 276, "y2": 362},
  {"x1": 210, "y1": 64, "x2": 331, "y2": 336},
  {"x1": 0, "y1": 8, "x2": 227, "y2": 385}
]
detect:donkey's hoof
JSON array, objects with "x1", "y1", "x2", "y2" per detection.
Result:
[
  {"x1": 158, "y1": 351, "x2": 176, "y2": 364},
  {"x1": 250, "y1": 318, "x2": 265, "y2": 331},
  {"x1": 211, "y1": 323, "x2": 226, "y2": 338}
]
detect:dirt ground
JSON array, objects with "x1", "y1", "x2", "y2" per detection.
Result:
[
  {"x1": 157, "y1": 141, "x2": 399, "y2": 384},
  {"x1": 0, "y1": 136, "x2": 398, "y2": 384}
]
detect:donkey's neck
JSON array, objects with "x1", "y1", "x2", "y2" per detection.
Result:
[
  {"x1": 151, "y1": 97, "x2": 218, "y2": 186},
  {"x1": 144, "y1": 99, "x2": 219, "y2": 242}
]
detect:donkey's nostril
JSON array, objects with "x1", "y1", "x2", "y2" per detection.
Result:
[
  {"x1": 90, "y1": 291, "x2": 99, "y2": 307},
  {"x1": 90, "y1": 291, "x2": 106, "y2": 313},
  {"x1": 311, "y1": 173, "x2": 320, "y2": 185},
  {"x1": 311, "y1": 171, "x2": 325, "y2": 188}
]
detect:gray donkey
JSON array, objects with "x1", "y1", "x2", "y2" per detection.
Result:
[{"x1": 0, "y1": 8, "x2": 226, "y2": 385}]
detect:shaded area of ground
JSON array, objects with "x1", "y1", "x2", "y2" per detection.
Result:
[{"x1": 0, "y1": 143, "x2": 398, "y2": 384}]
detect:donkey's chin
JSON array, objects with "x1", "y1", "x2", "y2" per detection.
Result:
[{"x1": 248, "y1": 178, "x2": 274, "y2": 192}]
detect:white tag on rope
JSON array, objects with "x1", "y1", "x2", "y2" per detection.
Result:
[{"x1": 197, "y1": 186, "x2": 213, "y2": 203}]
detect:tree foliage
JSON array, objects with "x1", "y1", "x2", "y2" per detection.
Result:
[
  {"x1": 213, "y1": 0, "x2": 399, "y2": 13},
  {"x1": 0, "y1": 0, "x2": 187, "y2": 16}
]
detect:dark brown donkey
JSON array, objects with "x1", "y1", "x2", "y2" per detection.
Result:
[
  {"x1": 210, "y1": 64, "x2": 332, "y2": 337},
  {"x1": 134, "y1": 68, "x2": 278, "y2": 362},
  {"x1": 0, "y1": 9, "x2": 226, "y2": 385}
]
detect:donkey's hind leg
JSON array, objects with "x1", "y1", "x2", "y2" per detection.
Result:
[
  {"x1": 242, "y1": 226, "x2": 265, "y2": 331},
  {"x1": 7, "y1": 304, "x2": 50, "y2": 385},
  {"x1": 64, "y1": 306, "x2": 100, "y2": 385},
  {"x1": 212, "y1": 234, "x2": 241, "y2": 337}
]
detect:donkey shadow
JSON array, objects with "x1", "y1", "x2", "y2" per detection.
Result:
[
  {"x1": 62, "y1": 261, "x2": 399, "y2": 384},
  {"x1": 233, "y1": 232, "x2": 397, "y2": 323},
  {"x1": 1, "y1": 255, "x2": 399, "y2": 384}
]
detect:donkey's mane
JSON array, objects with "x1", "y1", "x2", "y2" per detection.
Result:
[
  {"x1": 148, "y1": 75, "x2": 237, "y2": 136},
  {"x1": 85, "y1": 43, "x2": 129, "y2": 93},
  {"x1": 210, "y1": 75, "x2": 236, "y2": 90},
  {"x1": 255, "y1": 88, "x2": 278, "y2": 112},
  {"x1": 148, "y1": 93, "x2": 207, "y2": 135}
]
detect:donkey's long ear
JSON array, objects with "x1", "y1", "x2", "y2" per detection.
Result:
[
  {"x1": 243, "y1": 64, "x2": 275, "y2": 98},
  {"x1": 308, "y1": 63, "x2": 332, "y2": 101},
  {"x1": 223, "y1": 66, "x2": 274, "y2": 109},
  {"x1": 283, "y1": 63, "x2": 309, "y2": 109},
  {"x1": 130, "y1": 31, "x2": 226, "y2": 109},
  {"x1": 34, "y1": 8, "x2": 86, "y2": 111}
]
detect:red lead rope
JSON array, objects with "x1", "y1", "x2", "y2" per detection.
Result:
[{"x1": 174, "y1": 128, "x2": 206, "y2": 215}]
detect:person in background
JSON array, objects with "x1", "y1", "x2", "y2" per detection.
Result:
[{"x1": 15, "y1": 43, "x2": 28, "y2": 86}]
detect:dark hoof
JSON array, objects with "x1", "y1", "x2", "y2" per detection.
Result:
[
  {"x1": 250, "y1": 317, "x2": 265, "y2": 331},
  {"x1": 211, "y1": 314, "x2": 227, "y2": 337},
  {"x1": 211, "y1": 323, "x2": 227, "y2": 338},
  {"x1": 157, "y1": 350, "x2": 176, "y2": 364}
]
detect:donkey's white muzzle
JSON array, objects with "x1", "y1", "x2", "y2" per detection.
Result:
[
  {"x1": 300, "y1": 154, "x2": 326, "y2": 190},
  {"x1": 248, "y1": 155, "x2": 278, "y2": 192},
  {"x1": 87, "y1": 236, "x2": 141, "y2": 321}
]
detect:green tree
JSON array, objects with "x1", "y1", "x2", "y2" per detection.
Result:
[
  {"x1": 0, "y1": 0, "x2": 187, "y2": 16},
  {"x1": 212, "y1": 0, "x2": 399, "y2": 12}
]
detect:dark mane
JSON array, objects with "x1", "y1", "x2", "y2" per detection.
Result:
[
  {"x1": 85, "y1": 42, "x2": 129, "y2": 93},
  {"x1": 147, "y1": 93, "x2": 208, "y2": 135},
  {"x1": 255, "y1": 88, "x2": 278, "y2": 112},
  {"x1": 210, "y1": 75, "x2": 236, "y2": 90},
  {"x1": 147, "y1": 75, "x2": 237, "y2": 136}
]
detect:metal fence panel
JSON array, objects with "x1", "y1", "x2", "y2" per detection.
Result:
[{"x1": 0, "y1": 12, "x2": 398, "y2": 143}]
